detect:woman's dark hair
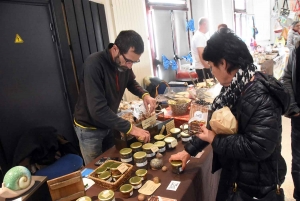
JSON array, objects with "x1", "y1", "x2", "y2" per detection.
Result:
[
  {"x1": 114, "y1": 30, "x2": 144, "y2": 55},
  {"x1": 203, "y1": 28, "x2": 253, "y2": 73}
]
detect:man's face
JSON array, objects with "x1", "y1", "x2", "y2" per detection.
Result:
[
  {"x1": 204, "y1": 21, "x2": 209, "y2": 33},
  {"x1": 114, "y1": 47, "x2": 141, "y2": 72}
]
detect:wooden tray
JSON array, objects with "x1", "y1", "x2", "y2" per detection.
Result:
[{"x1": 88, "y1": 160, "x2": 134, "y2": 191}]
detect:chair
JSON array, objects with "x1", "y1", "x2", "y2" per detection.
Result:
[{"x1": 47, "y1": 170, "x2": 85, "y2": 201}]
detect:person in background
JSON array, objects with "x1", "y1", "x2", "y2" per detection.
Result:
[
  {"x1": 74, "y1": 30, "x2": 156, "y2": 165},
  {"x1": 281, "y1": 38, "x2": 300, "y2": 201},
  {"x1": 287, "y1": 21, "x2": 300, "y2": 50},
  {"x1": 170, "y1": 28, "x2": 289, "y2": 200},
  {"x1": 217, "y1": 23, "x2": 227, "y2": 31},
  {"x1": 190, "y1": 17, "x2": 213, "y2": 82}
]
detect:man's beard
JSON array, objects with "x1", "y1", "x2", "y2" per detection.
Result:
[{"x1": 114, "y1": 54, "x2": 128, "y2": 72}]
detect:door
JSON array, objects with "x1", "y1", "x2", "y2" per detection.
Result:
[{"x1": 0, "y1": 1, "x2": 75, "y2": 166}]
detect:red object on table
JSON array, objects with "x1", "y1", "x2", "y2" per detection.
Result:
[
  {"x1": 176, "y1": 70, "x2": 198, "y2": 79},
  {"x1": 158, "y1": 106, "x2": 190, "y2": 128}
]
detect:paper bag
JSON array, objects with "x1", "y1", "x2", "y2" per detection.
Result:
[{"x1": 209, "y1": 107, "x2": 238, "y2": 134}]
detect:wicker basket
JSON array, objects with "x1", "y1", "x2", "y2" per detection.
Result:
[
  {"x1": 168, "y1": 99, "x2": 191, "y2": 116},
  {"x1": 88, "y1": 160, "x2": 134, "y2": 191}
]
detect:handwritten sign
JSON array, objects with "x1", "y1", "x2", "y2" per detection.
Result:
[
  {"x1": 142, "y1": 115, "x2": 156, "y2": 129},
  {"x1": 117, "y1": 163, "x2": 128, "y2": 174}
]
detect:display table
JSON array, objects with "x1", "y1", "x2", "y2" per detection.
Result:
[{"x1": 85, "y1": 142, "x2": 219, "y2": 201}]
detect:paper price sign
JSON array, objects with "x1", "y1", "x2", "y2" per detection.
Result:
[
  {"x1": 150, "y1": 145, "x2": 159, "y2": 153},
  {"x1": 170, "y1": 139, "x2": 178, "y2": 148},
  {"x1": 117, "y1": 163, "x2": 128, "y2": 174},
  {"x1": 142, "y1": 115, "x2": 156, "y2": 129}
]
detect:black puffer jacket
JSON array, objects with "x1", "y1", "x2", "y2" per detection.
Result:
[{"x1": 185, "y1": 72, "x2": 290, "y2": 199}]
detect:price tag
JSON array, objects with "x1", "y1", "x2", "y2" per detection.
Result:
[
  {"x1": 150, "y1": 145, "x2": 159, "y2": 153},
  {"x1": 141, "y1": 115, "x2": 156, "y2": 129},
  {"x1": 117, "y1": 163, "x2": 128, "y2": 174},
  {"x1": 170, "y1": 139, "x2": 178, "y2": 148}
]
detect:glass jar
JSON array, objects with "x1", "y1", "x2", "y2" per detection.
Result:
[
  {"x1": 164, "y1": 137, "x2": 177, "y2": 150},
  {"x1": 130, "y1": 142, "x2": 143, "y2": 153},
  {"x1": 154, "y1": 134, "x2": 165, "y2": 142},
  {"x1": 170, "y1": 128, "x2": 181, "y2": 139},
  {"x1": 112, "y1": 174, "x2": 122, "y2": 182},
  {"x1": 135, "y1": 169, "x2": 147, "y2": 180},
  {"x1": 180, "y1": 130, "x2": 192, "y2": 143},
  {"x1": 110, "y1": 163, "x2": 121, "y2": 176},
  {"x1": 171, "y1": 160, "x2": 183, "y2": 174},
  {"x1": 154, "y1": 141, "x2": 166, "y2": 154},
  {"x1": 119, "y1": 148, "x2": 133, "y2": 163},
  {"x1": 102, "y1": 161, "x2": 114, "y2": 170},
  {"x1": 133, "y1": 151, "x2": 148, "y2": 169},
  {"x1": 129, "y1": 176, "x2": 143, "y2": 189},
  {"x1": 98, "y1": 190, "x2": 115, "y2": 201},
  {"x1": 76, "y1": 196, "x2": 92, "y2": 201},
  {"x1": 95, "y1": 166, "x2": 108, "y2": 176},
  {"x1": 120, "y1": 184, "x2": 133, "y2": 198},
  {"x1": 142, "y1": 143, "x2": 156, "y2": 161},
  {"x1": 98, "y1": 171, "x2": 112, "y2": 182},
  {"x1": 180, "y1": 123, "x2": 189, "y2": 131}
]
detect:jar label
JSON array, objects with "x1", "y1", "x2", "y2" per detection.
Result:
[
  {"x1": 159, "y1": 147, "x2": 166, "y2": 152},
  {"x1": 121, "y1": 157, "x2": 132, "y2": 163},
  {"x1": 117, "y1": 163, "x2": 129, "y2": 174},
  {"x1": 170, "y1": 139, "x2": 178, "y2": 148},
  {"x1": 107, "y1": 177, "x2": 112, "y2": 182},
  {"x1": 179, "y1": 167, "x2": 183, "y2": 172},
  {"x1": 136, "y1": 160, "x2": 148, "y2": 167},
  {"x1": 177, "y1": 134, "x2": 181, "y2": 138},
  {"x1": 130, "y1": 191, "x2": 133, "y2": 196},
  {"x1": 147, "y1": 152, "x2": 155, "y2": 158},
  {"x1": 182, "y1": 137, "x2": 192, "y2": 142},
  {"x1": 150, "y1": 145, "x2": 159, "y2": 153},
  {"x1": 133, "y1": 183, "x2": 142, "y2": 189}
]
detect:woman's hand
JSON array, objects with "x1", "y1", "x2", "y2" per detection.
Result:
[
  {"x1": 196, "y1": 125, "x2": 216, "y2": 143},
  {"x1": 169, "y1": 150, "x2": 191, "y2": 170}
]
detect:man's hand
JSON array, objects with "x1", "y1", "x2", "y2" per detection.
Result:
[
  {"x1": 143, "y1": 94, "x2": 156, "y2": 113},
  {"x1": 130, "y1": 125, "x2": 150, "y2": 143},
  {"x1": 196, "y1": 125, "x2": 216, "y2": 143},
  {"x1": 169, "y1": 150, "x2": 191, "y2": 170}
]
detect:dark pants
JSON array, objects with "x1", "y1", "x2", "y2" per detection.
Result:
[
  {"x1": 196, "y1": 68, "x2": 213, "y2": 82},
  {"x1": 292, "y1": 115, "x2": 300, "y2": 200}
]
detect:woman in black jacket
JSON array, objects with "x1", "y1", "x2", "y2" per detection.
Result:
[{"x1": 169, "y1": 28, "x2": 290, "y2": 200}]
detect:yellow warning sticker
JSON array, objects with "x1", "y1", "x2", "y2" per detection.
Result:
[{"x1": 15, "y1": 34, "x2": 24, "y2": 43}]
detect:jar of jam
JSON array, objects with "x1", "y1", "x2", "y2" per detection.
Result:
[
  {"x1": 142, "y1": 143, "x2": 156, "y2": 161},
  {"x1": 129, "y1": 176, "x2": 143, "y2": 189},
  {"x1": 133, "y1": 151, "x2": 148, "y2": 169},
  {"x1": 154, "y1": 134, "x2": 165, "y2": 142},
  {"x1": 95, "y1": 166, "x2": 108, "y2": 176},
  {"x1": 112, "y1": 174, "x2": 121, "y2": 182},
  {"x1": 171, "y1": 160, "x2": 183, "y2": 174},
  {"x1": 164, "y1": 137, "x2": 178, "y2": 150},
  {"x1": 110, "y1": 163, "x2": 121, "y2": 176},
  {"x1": 154, "y1": 141, "x2": 166, "y2": 154},
  {"x1": 120, "y1": 184, "x2": 133, "y2": 198},
  {"x1": 98, "y1": 190, "x2": 115, "y2": 201},
  {"x1": 130, "y1": 142, "x2": 143, "y2": 153},
  {"x1": 98, "y1": 171, "x2": 112, "y2": 182},
  {"x1": 76, "y1": 196, "x2": 92, "y2": 201},
  {"x1": 170, "y1": 128, "x2": 181, "y2": 139},
  {"x1": 135, "y1": 169, "x2": 147, "y2": 180},
  {"x1": 180, "y1": 130, "x2": 192, "y2": 143},
  {"x1": 119, "y1": 148, "x2": 133, "y2": 163}
]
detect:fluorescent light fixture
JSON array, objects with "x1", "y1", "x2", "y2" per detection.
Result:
[{"x1": 148, "y1": 0, "x2": 186, "y2": 5}]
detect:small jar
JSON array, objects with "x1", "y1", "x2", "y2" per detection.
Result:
[
  {"x1": 120, "y1": 184, "x2": 133, "y2": 198},
  {"x1": 98, "y1": 190, "x2": 115, "y2": 201},
  {"x1": 110, "y1": 163, "x2": 121, "y2": 176},
  {"x1": 142, "y1": 143, "x2": 156, "y2": 161},
  {"x1": 130, "y1": 142, "x2": 143, "y2": 153},
  {"x1": 171, "y1": 160, "x2": 183, "y2": 174},
  {"x1": 180, "y1": 130, "x2": 192, "y2": 143},
  {"x1": 95, "y1": 166, "x2": 108, "y2": 176},
  {"x1": 98, "y1": 171, "x2": 112, "y2": 182},
  {"x1": 154, "y1": 134, "x2": 165, "y2": 142},
  {"x1": 133, "y1": 151, "x2": 148, "y2": 169},
  {"x1": 119, "y1": 148, "x2": 133, "y2": 163},
  {"x1": 164, "y1": 137, "x2": 177, "y2": 150},
  {"x1": 112, "y1": 174, "x2": 122, "y2": 182},
  {"x1": 129, "y1": 176, "x2": 143, "y2": 189},
  {"x1": 154, "y1": 141, "x2": 166, "y2": 154},
  {"x1": 135, "y1": 169, "x2": 147, "y2": 180},
  {"x1": 170, "y1": 128, "x2": 181, "y2": 139},
  {"x1": 76, "y1": 196, "x2": 92, "y2": 201},
  {"x1": 180, "y1": 123, "x2": 189, "y2": 131},
  {"x1": 102, "y1": 161, "x2": 114, "y2": 170}
]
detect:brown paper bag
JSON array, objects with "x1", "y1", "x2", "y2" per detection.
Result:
[{"x1": 209, "y1": 107, "x2": 238, "y2": 134}]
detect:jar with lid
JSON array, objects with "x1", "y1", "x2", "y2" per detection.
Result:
[
  {"x1": 164, "y1": 137, "x2": 177, "y2": 150},
  {"x1": 133, "y1": 151, "x2": 148, "y2": 169},
  {"x1": 170, "y1": 128, "x2": 181, "y2": 139},
  {"x1": 95, "y1": 166, "x2": 107, "y2": 176},
  {"x1": 154, "y1": 134, "x2": 165, "y2": 142},
  {"x1": 98, "y1": 171, "x2": 112, "y2": 182},
  {"x1": 170, "y1": 160, "x2": 183, "y2": 174},
  {"x1": 98, "y1": 190, "x2": 115, "y2": 201},
  {"x1": 102, "y1": 161, "x2": 114, "y2": 170},
  {"x1": 110, "y1": 163, "x2": 121, "y2": 176},
  {"x1": 180, "y1": 123, "x2": 189, "y2": 131},
  {"x1": 154, "y1": 141, "x2": 166, "y2": 154},
  {"x1": 135, "y1": 169, "x2": 147, "y2": 180},
  {"x1": 120, "y1": 184, "x2": 133, "y2": 198},
  {"x1": 180, "y1": 130, "x2": 192, "y2": 143},
  {"x1": 142, "y1": 143, "x2": 156, "y2": 161},
  {"x1": 130, "y1": 142, "x2": 143, "y2": 153},
  {"x1": 119, "y1": 148, "x2": 133, "y2": 164},
  {"x1": 129, "y1": 176, "x2": 143, "y2": 189},
  {"x1": 76, "y1": 196, "x2": 92, "y2": 201}
]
